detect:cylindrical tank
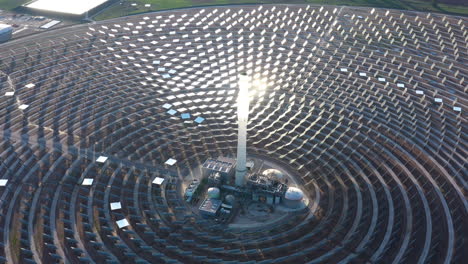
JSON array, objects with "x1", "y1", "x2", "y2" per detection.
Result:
[
  {"x1": 224, "y1": 194, "x2": 235, "y2": 205},
  {"x1": 207, "y1": 187, "x2": 220, "y2": 199},
  {"x1": 283, "y1": 187, "x2": 304, "y2": 208}
]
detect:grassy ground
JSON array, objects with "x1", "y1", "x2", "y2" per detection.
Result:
[
  {"x1": 0, "y1": 0, "x2": 29, "y2": 10},
  {"x1": 93, "y1": 0, "x2": 468, "y2": 20},
  {"x1": 0, "y1": 0, "x2": 466, "y2": 18}
]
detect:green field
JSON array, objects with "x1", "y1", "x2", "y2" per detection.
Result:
[
  {"x1": 93, "y1": 0, "x2": 468, "y2": 20},
  {"x1": 0, "y1": 0, "x2": 29, "y2": 10},
  {"x1": 0, "y1": 0, "x2": 466, "y2": 19}
]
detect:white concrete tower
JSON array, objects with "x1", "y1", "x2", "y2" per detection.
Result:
[{"x1": 235, "y1": 73, "x2": 251, "y2": 186}]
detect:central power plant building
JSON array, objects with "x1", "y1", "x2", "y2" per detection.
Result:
[{"x1": 203, "y1": 157, "x2": 302, "y2": 208}]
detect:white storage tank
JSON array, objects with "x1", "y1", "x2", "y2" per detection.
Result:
[
  {"x1": 283, "y1": 187, "x2": 304, "y2": 209},
  {"x1": 0, "y1": 24, "x2": 13, "y2": 43},
  {"x1": 207, "y1": 187, "x2": 220, "y2": 199}
]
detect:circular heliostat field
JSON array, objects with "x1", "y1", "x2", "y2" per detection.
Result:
[{"x1": 0, "y1": 5, "x2": 466, "y2": 264}]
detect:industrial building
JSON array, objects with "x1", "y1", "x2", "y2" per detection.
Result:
[
  {"x1": 203, "y1": 156, "x2": 236, "y2": 185},
  {"x1": 203, "y1": 157, "x2": 236, "y2": 177},
  {"x1": 183, "y1": 179, "x2": 200, "y2": 202},
  {"x1": 0, "y1": 24, "x2": 13, "y2": 43},
  {"x1": 199, "y1": 198, "x2": 223, "y2": 218},
  {"x1": 23, "y1": 0, "x2": 112, "y2": 18},
  {"x1": 245, "y1": 169, "x2": 288, "y2": 205}
]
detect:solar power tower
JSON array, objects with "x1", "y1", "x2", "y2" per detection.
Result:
[{"x1": 235, "y1": 73, "x2": 251, "y2": 186}]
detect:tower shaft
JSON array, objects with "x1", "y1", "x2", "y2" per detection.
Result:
[{"x1": 235, "y1": 74, "x2": 250, "y2": 186}]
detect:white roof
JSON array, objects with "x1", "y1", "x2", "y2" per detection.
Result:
[
  {"x1": 0, "y1": 179, "x2": 8, "y2": 186},
  {"x1": 0, "y1": 24, "x2": 13, "y2": 33},
  {"x1": 40, "y1": 20, "x2": 61, "y2": 29},
  {"x1": 165, "y1": 158, "x2": 177, "y2": 166},
  {"x1": 96, "y1": 156, "x2": 108, "y2": 163},
  {"x1": 285, "y1": 187, "x2": 304, "y2": 200},
  {"x1": 340, "y1": 68, "x2": 347, "y2": 72},
  {"x1": 82, "y1": 178, "x2": 94, "y2": 185},
  {"x1": 378, "y1": 77, "x2": 386, "y2": 82},
  {"x1": 26, "y1": 0, "x2": 110, "y2": 15},
  {"x1": 19, "y1": 104, "x2": 29, "y2": 110},
  {"x1": 162, "y1": 103, "x2": 172, "y2": 109},
  {"x1": 116, "y1": 218, "x2": 130, "y2": 228},
  {"x1": 359, "y1": 72, "x2": 367, "y2": 77},
  {"x1": 434, "y1": 98, "x2": 442, "y2": 103},
  {"x1": 110, "y1": 202, "x2": 122, "y2": 210},
  {"x1": 5, "y1": 92, "x2": 14, "y2": 96},
  {"x1": 0, "y1": 24, "x2": 11, "y2": 29},
  {"x1": 152, "y1": 177, "x2": 164, "y2": 185},
  {"x1": 25, "y1": 83, "x2": 35, "y2": 88},
  {"x1": 453, "y1": 107, "x2": 461, "y2": 112},
  {"x1": 397, "y1": 83, "x2": 405, "y2": 88}
]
